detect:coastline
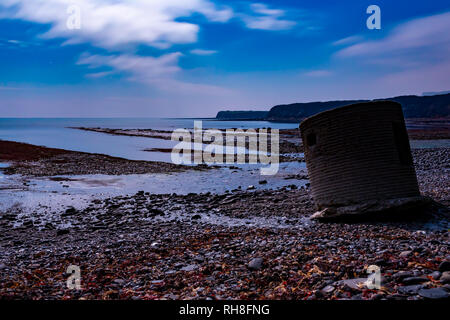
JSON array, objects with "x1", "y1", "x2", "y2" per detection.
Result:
[
  {"x1": 0, "y1": 140, "x2": 208, "y2": 176},
  {"x1": 0, "y1": 136, "x2": 448, "y2": 299}
]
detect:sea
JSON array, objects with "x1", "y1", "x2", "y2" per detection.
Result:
[
  {"x1": 0, "y1": 118, "x2": 299, "y2": 162},
  {"x1": 0, "y1": 118, "x2": 447, "y2": 227},
  {"x1": 0, "y1": 118, "x2": 307, "y2": 226}
]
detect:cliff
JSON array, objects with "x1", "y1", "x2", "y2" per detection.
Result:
[
  {"x1": 216, "y1": 110, "x2": 269, "y2": 120},
  {"x1": 266, "y1": 94, "x2": 450, "y2": 122}
]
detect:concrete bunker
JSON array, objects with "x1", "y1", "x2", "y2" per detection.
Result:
[{"x1": 299, "y1": 101, "x2": 426, "y2": 220}]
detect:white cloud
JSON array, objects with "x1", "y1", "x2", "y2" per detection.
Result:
[
  {"x1": 1, "y1": 0, "x2": 233, "y2": 50},
  {"x1": 241, "y1": 3, "x2": 296, "y2": 31},
  {"x1": 0, "y1": 0, "x2": 300, "y2": 95},
  {"x1": 85, "y1": 70, "x2": 115, "y2": 78},
  {"x1": 332, "y1": 35, "x2": 363, "y2": 46},
  {"x1": 333, "y1": 11, "x2": 450, "y2": 95},
  {"x1": 250, "y1": 3, "x2": 284, "y2": 16},
  {"x1": 0, "y1": 38, "x2": 40, "y2": 48},
  {"x1": 78, "y1": 52, "x2": 231, "y2": 95},
  {"x1": 78, "y1": 52, "x2": 182, "y2": 81},
  {"x1": 336, "y1": 11, "x2": 450, "y2": 59},
  {"x1": 190, "y1": 48, "x2": 217, "y2": 55}
]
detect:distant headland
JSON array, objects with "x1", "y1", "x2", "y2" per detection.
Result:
[{"x1": 216, "y1": 93, "x2": 450, "y2": 122}]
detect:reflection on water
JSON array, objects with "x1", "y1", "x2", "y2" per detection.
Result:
[{"x1": 0, "y1": 162, "x2": 307, "y2": 217}]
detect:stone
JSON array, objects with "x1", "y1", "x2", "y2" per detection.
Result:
[
  {"x1": 399, "y1": 251, "x2": 412, "y2": 258},
  {"x1": 393, "y1": 271, "x2": 414, "y2": 281},
  {"x1": 402, "y1": 277, "x2": 428, "y2": 285},
  {"x1": 56, "y1": 229, "x2": 70, "y2": 236},
  {"x1": 248, "y1": 258, "x2": 264, "y2": 270},
  {"x1": 180, "y1": 264, "x2": 198, "y2": 272},
  {"x1": 113, "y1": 279, "x2": 126, "y2": 285},
  {"x1": 418, "y1": 288, "x2": 449, "y2": 299},
  {"x1": 321, "y1": 285, "x2": 335, "y2": 294},
  {"x1": 336, "y1": 278, "x2": 367, "y2": 290},
  {"x1": 398, "y1": 284, "x2": 424, "y2": 295},
  {"x1": 63, "y1": 207, "x2": 77, "y2": 216},
  {"x1": 438, "y1": 261, "x2": 450, "y2": 273},
  {"x1": 440, "y1": 271, "x2": 450, "y2": 284},
  {"x1": 430, "y1": 271, "x2": 441, "y2": 280},
  {"x1": 148, "y1": 208, "x2": 164, "y2": 216}
]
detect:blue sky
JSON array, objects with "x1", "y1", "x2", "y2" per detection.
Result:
[{"x1": 0, "y1": 0, "x2": 449, "y2": 117}]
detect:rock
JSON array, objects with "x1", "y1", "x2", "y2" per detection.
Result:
[
  {"x1": 247, "y1": 185, "x2": 256, "y2": 190},
  {"x1": 398, "y1": 284, "x2": 424, "y2": 295},
  {"x1": 336, "y1": 278, "x2": 367, "y2": 290},
  {"x1": 63, "y1": 207, "x2": 77, "y2": 216},
  {"x1": 248, "y1": 258, "x2": 264, "y2": 270},
  {"x1": 438, "y1": 261, "x2": 450, "y2": 273},
  {"x1": 430, "y1": 271, "x2": 441, "y2": 280},
  {"x1": 194, "y1": 256, "x2": 204, "y2": 263},
  {"x1": 440, "y1": 271, "x2": 450, "y2": 284},
  {"x1": 371, "y1": 293, "x2": 385, "y2": 300},
  {"x1": 393, "y1": 271, "x2": 414, "y2": 281},
  {"x1": 56, "y1": 229, "x2": 70, "y2": 236},
  {"x1": 375, "y1": 258, "x2": 389, "y2": 267},
  {"x1": 148, "y1": 208, "x2": 164, "y2": 216},
  {"x1": 180, "y1": 264, "x2": 198, "y2": 272},
  {"x1": 191, "y1": 214, "x2": 201, "y2": 220},
  {"x1": 402, "y1": 277, "x2": 428, "y2": 285},
  {"x1": 258, "y1": 180, "x2": 267, "y2": 185},
  {"x1": 321, "y1": 285, "x2": 335, "y2": 294},
  {"x1": 165, "y1": 270, "x2": 176, "y2": 275},
  {"x1": 113, "y1": 279, "x2": 126, "y2": 285},
  {"x1": 413, "y1": 246, "x2": 424, "y2": 253},
  {"x1": 418, "y1": 288, "x2": 449, "y2": 299},
  {"x1": 399, "y1": 251, "x2": 412, "y2": 258}
]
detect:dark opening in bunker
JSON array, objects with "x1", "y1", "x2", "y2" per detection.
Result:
[
  {"x1": 392, "y1": 121, "x2": 413, "y2": 165},
  {"x1": 306, "y1": 133, "x2": 317, "y2": 147}
]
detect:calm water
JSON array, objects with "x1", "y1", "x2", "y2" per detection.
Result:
[
  {"x1": 0, "y1": 118, "x2": 299, "y2": 162},
  {"x1": 0, "y1": 119, "x2": 307, "y2": 219}
]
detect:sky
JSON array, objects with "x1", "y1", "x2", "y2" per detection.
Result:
[{"x1": 0, "y1": 0, "x2": 449, "y2": 117}]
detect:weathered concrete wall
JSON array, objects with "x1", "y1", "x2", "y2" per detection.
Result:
[{"x1": 300, "y1": 101, "x2": 420, "y2": 210}]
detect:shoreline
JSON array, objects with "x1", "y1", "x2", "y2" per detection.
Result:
[
  {"x1": 0, "y1": 140, "x2": 211, "y2": 176},
  {"x1": 0, "y1": 138, "x2": 448, "y2": 299}
]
